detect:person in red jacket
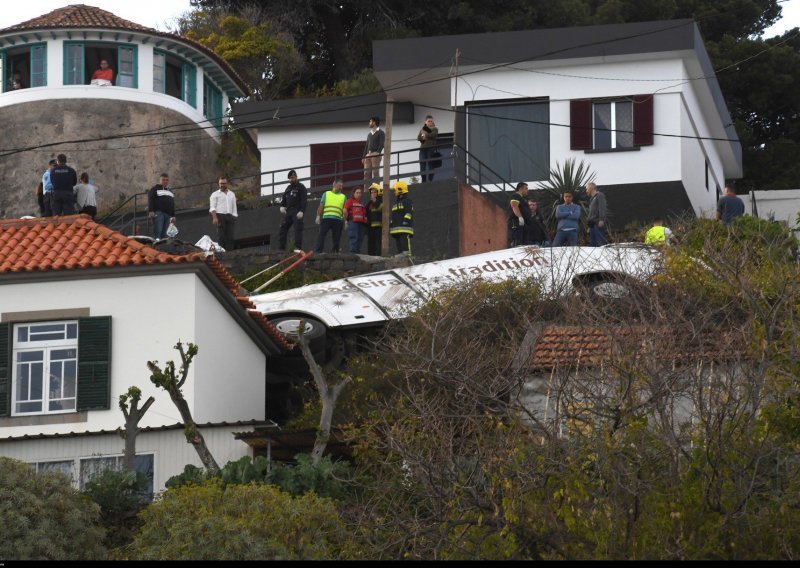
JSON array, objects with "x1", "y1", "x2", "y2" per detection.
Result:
[
  {"x1": 344, "y1": 186, "x2": 368, "y2": 253},
  {"x1": 91, "y1": 59, "x2": 114, "y2": 85}
]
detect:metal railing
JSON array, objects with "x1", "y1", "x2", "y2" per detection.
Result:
[
  {"x1": 98, "y1": 192, "x2": 151, "y2": 236},
  {"x1": 97, "y1": 143, "x2": 516, "y2": 235}
]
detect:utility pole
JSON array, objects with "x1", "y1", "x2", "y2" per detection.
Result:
[
  {"x1": 453, "y1": 48, "x2": 461, "y2": 183},
  {"x1": 381, "y1": 96, "x2": 394, "y2": 257}
]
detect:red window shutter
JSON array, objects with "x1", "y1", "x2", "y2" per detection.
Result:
[
  {"x1": 570, "y1": 99, "x2": 593, "y2": 150},
  {"x1": 633, "y1": 95, "x2": 654, "y2": 146}
]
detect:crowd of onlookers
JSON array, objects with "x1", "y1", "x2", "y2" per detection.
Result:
[
  {"x1": 506, "y1": 180, "x2": 745, "y2": 249},
  {"x1": 32, "y1": 108, "x2": 747, "y2": 257},
  {"x1": 37, "y1": 154, "x2": 98, "y2": 219}
]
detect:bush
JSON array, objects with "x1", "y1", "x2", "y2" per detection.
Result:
[
  {"x1": 123, "y1": 479, "x2": 353, "y2": 560},
  {"x1": 83, "y1": 468, "x2": 151, "y2": 550},
  {"x1": 0, "y1": 457, "x2": 107, "y2": 560}
]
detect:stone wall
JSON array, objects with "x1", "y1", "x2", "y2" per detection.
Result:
[{"x1": 0, "y1": 98, "x2": 259, "y2": 219}]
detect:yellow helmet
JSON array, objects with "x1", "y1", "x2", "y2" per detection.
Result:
[
  {"x1": 369, "y1": 182, "x2": 382, "y2": 196},
  {"x1": 393, "y1": 180, "x2": 409, "y2": 195}
]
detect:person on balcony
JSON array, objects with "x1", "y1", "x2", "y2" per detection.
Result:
[
  {"x1": 417, "y1": 115, "x2": 438, "y2": 182},
  {"x1": 91, "y1": 59, "x2": 114, "y2": 86}
]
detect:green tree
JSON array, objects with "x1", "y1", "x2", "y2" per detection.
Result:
[
  {"x1": 123, "y1": 479, "x2": 354, "y2": 560},
  {"x1": 180, "y1": 10, "x2": 303, "y2": 99},
  {"x1": 0, "y1": 457, "x2": 107, "y2": 560}
]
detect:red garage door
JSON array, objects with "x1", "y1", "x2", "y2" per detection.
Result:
[{"x1": 310, "y1": 141, "x2": 364, "y2": 193}]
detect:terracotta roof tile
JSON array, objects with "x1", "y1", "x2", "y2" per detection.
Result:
[
  {"x1": 531, "y1": 325, "x2": 741, "y2": 371},
  {"x1": 0, "y1": 215, "x2": 290, "y2": 352},
  {"x1": 4, "y1": 4, "x2": 153, "y2": 33}
]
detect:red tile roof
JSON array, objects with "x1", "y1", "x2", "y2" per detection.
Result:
[
  {"x1": 0, "y1": 215, "x2": 291, "y2": 351},
  {"x1": 4, "y1": 4, "x2": 153, "y2": 32},
  {"x1": 531, "y1": 325, "x2": 741, "y2": 371},
  {"x1": 0, "y1": 215, "x2": 204, "y2": 271}
]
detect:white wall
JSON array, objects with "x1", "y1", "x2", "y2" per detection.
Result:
[
  {"x1": 0, "y1": 425, "x2": 257, "y2": 492},
  {"x1": 257, "y1": 56, "x2": 727, "y2": 202},
  {"x1": 193, "y1": 278, "x2": 266, "y2": 423},
  {"x1": 0, "y1": 271, "x2": 266, "y2": 438}
]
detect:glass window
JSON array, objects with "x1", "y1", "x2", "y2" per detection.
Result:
[
  {"x1": 153, "y1": 51, "x2": 166, "y2": 93},
  {"x1": 79, "y1": 453, "x2": 154, "y2": 494},
  {"x1": 467, "y1": 100, "x2": 550, "y2": 183},
  {"x1": 64, "y1": 43, "x2": 84, "y2": 85},
  {"x1": 30, "y1": 45, "x2": 47, "y2": 87},
  {"x1": 117, "y1": 46, "x2": 136, "y2": 88},
  {"x1": 182, "y1": 62, "x2": 196, "y2": 107},
  {"x1": 204, "y1": 76, "x2": 223, "y2": 131},
  {"x1": 33, "y1": 460, "x2": 75, "y2": 480},
  {"x1": 13, "y1": 321, "x2": 78, "y2": 416},
  {"x1": 593, "y1": 99, "x2": 634, "y2": 150}
]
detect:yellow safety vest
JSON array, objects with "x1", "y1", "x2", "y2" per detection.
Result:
[
  {"x1": 321, "y1": 190, "x2": 345, "y2": 219},
  {"x1": 645, "y1": 225, "x2": 667, "y2": 244}
]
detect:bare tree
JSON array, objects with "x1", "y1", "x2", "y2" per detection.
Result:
[
  {"x1": 148, "y1": 342, "x2": 220, "y2": 476},
  {"x1": 118, "y1": 386, "x2": 155, "y2": 471},
  {"x1": 295, "y1": 323, "x2": 352, "y2": 465},
  {"x1": 345, "y1": 218, "x2": 800, "y2": 560}
]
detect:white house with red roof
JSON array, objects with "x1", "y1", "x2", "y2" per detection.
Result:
[{"x1": 0, "y1": 215, "x2": 291, "y2": 492}]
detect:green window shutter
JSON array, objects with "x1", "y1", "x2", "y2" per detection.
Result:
[
  {"x1": 30, "y1": 44, "x2": 47, "y2": 87},
  {"x1": 117, "y1": 45, "x2": 137, "y2": 88},
  {"x1": 0, "y1": 323, "x2": 10, "y2": 417},
  {"x1": 77, "y1": 316, "x2": 112, "y2": 411},
  {"x1": 153, "y1": 51, "x2": 166, "y2": 93},
  {"x1": 182, "y1": 62, "x2": 196, "y2": 108},
  {"x1": 63, "y1": 42, "x2": 84, "y2": 85}
]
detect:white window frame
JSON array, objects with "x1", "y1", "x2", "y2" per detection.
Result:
[
  {"x1": 12, "y1": 320, "x2": 78, "y2": 416},
  {"x1": 79, "y1": 453, "x2": 155, "y2": 493}
]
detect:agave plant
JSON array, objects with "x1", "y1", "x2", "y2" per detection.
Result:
[{"x1": 534, "y1": 158, "x2": 597, "y2": 233}]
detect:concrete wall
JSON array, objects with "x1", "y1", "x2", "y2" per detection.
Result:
[{"x1": 0, "y1": 99, "x2": 243, "y2": 219}]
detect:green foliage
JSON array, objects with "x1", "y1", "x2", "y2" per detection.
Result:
[
  {"x1": 0, "y1": 457, "x2": 107, "y2": 560},
  {"x1": 219, "y1": 455, "x2": 271, "y2": 485},
  {"x1": 216, "y1": 130, "x2": 260, "y2": 184},
  {"x1": 182, "y1": 12, "x2": 303, "y2": 99},
  {"x1": 168, "y1": 454, "x2": 353, "y2": 501},
  {"x1": 83, "y1": 468, "x2": 151, "y2": 550},
  {"x1": 165, "y1": 463, "x2": 208, "y2": 488},
  {"x1": 266, "y1": 454, "x2": 353, "y2": 501},
  {"x1": 534, "y1": 157, "x2": 596, "y2": 232},
  {"x1": 314, "y1": 68, "x2": 382, "y2": 97},
  {"x1": 123, "y1": 479, "x2": 354, "y2": 560}
]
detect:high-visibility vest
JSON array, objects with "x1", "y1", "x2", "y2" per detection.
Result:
[
  {"x1": 645, "y1": 225, "x2": 667, "y2": 244},
  {"x1": 321, "y1": 190, "x2": 346, "y2": 219}
]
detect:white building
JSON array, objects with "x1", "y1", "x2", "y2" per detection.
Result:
[
  {"x1": 236, "y1": 19, "x2": 742, "y2": 228},
  {"x1": 0, "y1": 215, "x2": 291, "y2": 491}
]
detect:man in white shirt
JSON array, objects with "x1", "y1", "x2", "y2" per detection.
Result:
[{"x1": 209, "y1": 176, "x2": 238, "y2": 252}]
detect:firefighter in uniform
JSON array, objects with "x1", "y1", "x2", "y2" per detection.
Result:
[
  {"x1": 278, "y1": 169, "x2": 308, "y2": 252},
  {"x1": 366, "y1": 182, "x2": 383, "y2": 256},
  {"x1": 389, "y1": 180, "x2": 413, "y2": 256}
]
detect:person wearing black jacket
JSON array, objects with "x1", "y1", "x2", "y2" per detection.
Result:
[
  {"x1": 50, "y1": 154, "x2": 78, "y2": 216},
  {"x1": 526, "y1": 200, "x2": 551, "y2": 246},
  {"x1": 147, "y1": 173, "x2": 176, "y2": 240},
  {"x1": 278, "y1": 169, "x2": 308, "y2": 251}
]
